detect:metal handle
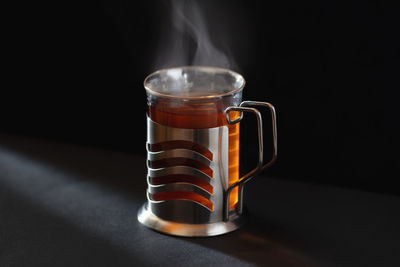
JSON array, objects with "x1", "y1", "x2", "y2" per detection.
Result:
[
  {"x1": 223, "y1": 101, "x2": 277, "y2": 221},
  {"x1": 240, "y1": 101, "x2": 278, "y2": 171}
]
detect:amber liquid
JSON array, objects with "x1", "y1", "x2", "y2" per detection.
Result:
[{"x1": 147, "y1": 97, "x2": 239, "y2": 210}]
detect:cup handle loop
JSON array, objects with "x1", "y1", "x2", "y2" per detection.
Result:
[{"x1": 223, "y1": 101, "x2": 277, "y2": 221}]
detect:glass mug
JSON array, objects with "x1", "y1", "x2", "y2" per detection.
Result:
[{"x1": 138, "y1": 66, "x2": 277, "y2": 236}]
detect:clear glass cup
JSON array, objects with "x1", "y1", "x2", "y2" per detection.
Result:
[{"x1": 144, "y1": 66, "x2": 244, "y2": 210}]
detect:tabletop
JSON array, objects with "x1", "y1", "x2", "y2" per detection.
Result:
[{"x1": 0, "y1": 134, "x2": 399, "y2": 267}]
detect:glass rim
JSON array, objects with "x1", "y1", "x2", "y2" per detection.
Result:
[{"x1": 143, "y1": 65, "x2": 246, "y2": 100}]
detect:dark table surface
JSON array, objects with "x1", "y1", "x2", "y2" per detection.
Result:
[{"x1": 1, "y1": 134, "x2": 399, "y2": 267}]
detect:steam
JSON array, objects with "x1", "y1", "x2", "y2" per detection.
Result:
[{"x1": 155, "y1": 0, "x2": 237, "y2": 70}]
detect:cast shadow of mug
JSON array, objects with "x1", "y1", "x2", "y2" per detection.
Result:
[{"x1": 174, "y1": 211, "x2": 319, "y2": 267}]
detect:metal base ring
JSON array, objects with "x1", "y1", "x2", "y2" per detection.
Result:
[{"x1": 137, "y1": 204, "x2": 246, "y2": 237}]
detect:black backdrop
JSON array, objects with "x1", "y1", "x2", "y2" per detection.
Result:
[{"x1": 2, "y1": 0, "x2": 399, "y2": 194}]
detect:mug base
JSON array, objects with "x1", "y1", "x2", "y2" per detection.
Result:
[{"x1": 137, "y1": 203, "x2": 246, "y2": 237}]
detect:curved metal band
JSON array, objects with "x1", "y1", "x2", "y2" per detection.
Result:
[
  {"x1": 146, "y1": 192, "x2": 214, "y2": 224},
  {"x1": 147, "y1": 166, "x2": 212, "y2": 183},
  {"x1": 147, "y1": 148, "x2": 212, "y2": 167},
  {"x1": 147, "y1": 161, "x2": 213, "y2": 180},
  {"x1": 148, "y1": 183, "x2": 212, "y2": 199}
]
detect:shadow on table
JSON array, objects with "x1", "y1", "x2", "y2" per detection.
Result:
[
  {"x1": 0, "y1": 134, "x2": 320, "y2": 267},
  {"x1": 0, "y1": 134, "x2": 146, "y2": 198},
  {"x1": 0, "y1": 184, "x2": 148, "y2": 267}
]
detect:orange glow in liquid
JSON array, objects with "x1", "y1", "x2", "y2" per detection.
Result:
[{"x1": 148, "y1": 98, "x2": 239, "y2": 210}]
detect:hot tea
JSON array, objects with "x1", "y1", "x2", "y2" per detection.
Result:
[{"x1": 147, "y1": 96, "x2": 240, "y2": 210}]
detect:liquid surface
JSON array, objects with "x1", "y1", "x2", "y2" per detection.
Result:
[{"x1": 145, "y1": 66, "x2": 244, "y2": 98}]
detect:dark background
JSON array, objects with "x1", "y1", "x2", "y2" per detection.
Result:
[{"x1": 2, "y1": 0, "x2": 399, "y2": 194}]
